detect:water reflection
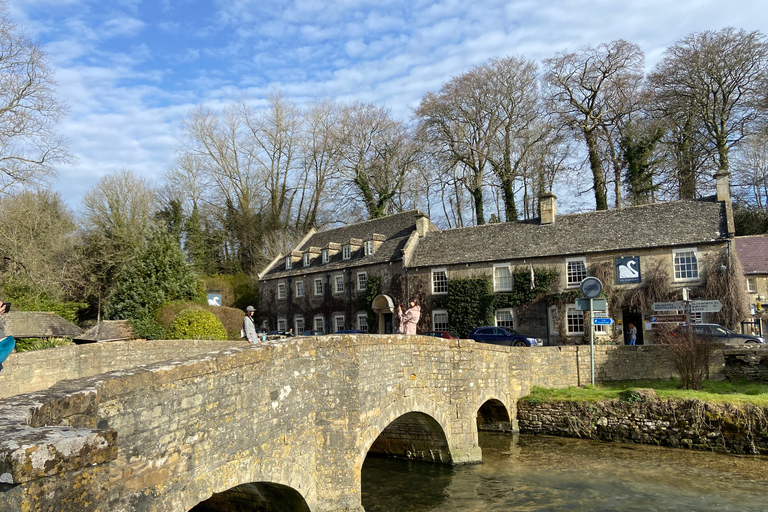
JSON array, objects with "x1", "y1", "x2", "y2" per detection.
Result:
[{"x1": 361, "y1": 433, "x2": 768, "y2": 512}]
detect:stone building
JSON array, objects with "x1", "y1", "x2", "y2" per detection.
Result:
[
  {"x1": 735, "y1": 234, "x2": 768, "y2": 335},
  {"x1": 259, "y1": 173, "x2": 738, "y2": 345}
]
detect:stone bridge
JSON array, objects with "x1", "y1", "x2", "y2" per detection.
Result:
[{"x1": 0, "y1": 335, "x2": 679, "y2": 512}]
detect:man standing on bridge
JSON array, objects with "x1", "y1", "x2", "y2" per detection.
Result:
[{"x1": 243, "y1": 305, "x2": 258, "y2": 344}]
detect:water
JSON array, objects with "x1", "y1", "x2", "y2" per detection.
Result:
[{"x1": 361, "y1": 433, "x2": 768, "y2": 511}]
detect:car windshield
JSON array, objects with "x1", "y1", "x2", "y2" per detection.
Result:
[{"x1": 712, "y1": 326, "x2": 731, "y2": 336}]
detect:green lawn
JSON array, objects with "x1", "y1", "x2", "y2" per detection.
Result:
[{"x1": 523, "y1": 379, "x2": 768, "y2": 406}]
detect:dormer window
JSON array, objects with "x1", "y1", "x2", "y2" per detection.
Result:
[
  {"x1": 322, "y1": 249, "x2": 329, "y2": 264},
  {"x1": 342, "y1": 245, "x2": 351, "y2": 260},
  {"x1": 303, "y1": 253, "x2": 310, "y2": 267},
  {"x1": 285, "y1": 256, "x2": 292, "y2": 270},
  {"x1": 364, "y1": 240, "x2": 375, "y2": 256}
]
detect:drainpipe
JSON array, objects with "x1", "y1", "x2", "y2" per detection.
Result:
[
  {"x1": 287, "y1": 276, "x2": 293, "y2": 331},
  {"x1": 405, "y1": 267, "x2": 410, "y2": 303},
  {"x1": 325, "y1": 273, "x2": 331, "y2": 334},
  {"x1": 347, "y1": 268, "x2": 353, "y2": 330}
]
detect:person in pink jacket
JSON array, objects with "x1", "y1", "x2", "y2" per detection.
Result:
[{"x1": 397, "y1": 300, "x2": 421, "y2": 335}]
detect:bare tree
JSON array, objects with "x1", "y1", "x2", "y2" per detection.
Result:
[
  {"x1": 732, "y1": 127, "x2": 768, "y2": 209},
  {"x1": 0, "y1": 3, "x2": 71, "y2": 195},
  {"x1": 543, "y1": 40, "x2": 645, "y2": 210},
  {"x1": 651, "y1": 28, "x2": 768, "y2": 182}
]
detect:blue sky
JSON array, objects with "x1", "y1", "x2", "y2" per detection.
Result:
[{"x1": 8, "y1": 0, "x2": 768, "y2": 212}]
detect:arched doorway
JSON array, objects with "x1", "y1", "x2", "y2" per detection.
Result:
[{"x1": 372, "y1": 294, "x2": 396, "y2": 334}]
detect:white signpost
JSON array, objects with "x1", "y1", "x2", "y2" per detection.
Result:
[
  {"x1": 690, "y1": 300, "x2": 723, "y2": 313},
  {"x1": 652, "y1": 301, "x2": 686, "y2": 311}
]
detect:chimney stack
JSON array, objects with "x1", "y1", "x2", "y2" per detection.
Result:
[
  {"x1": 714, "y1": 170, "x2": 735, "y2": 237},
  {"x1": 540, "y1": 191, "x2": 557, "y2": 225}
]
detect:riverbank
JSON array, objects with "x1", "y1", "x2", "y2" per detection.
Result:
[{"x1": 518, "y1": 383, "x2": 768, "y2": 455}]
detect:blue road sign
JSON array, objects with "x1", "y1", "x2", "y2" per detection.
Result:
[{"x1": 593, "y1": 318, "x2": 613, "y2": 325}]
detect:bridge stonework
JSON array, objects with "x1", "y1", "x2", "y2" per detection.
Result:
[{"x1": 0, "y1": 336, "x2": 683, "y2": 512}]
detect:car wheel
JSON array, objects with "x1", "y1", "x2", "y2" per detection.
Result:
[{"x1": 513, "y1": 340, "x2": 527, "y2": 347}]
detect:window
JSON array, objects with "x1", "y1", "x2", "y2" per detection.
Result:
[
  {"x1": 334, "y1": 275, "x2": 344, "y2": 294},
  {"x1": 314, "y1": 278, "x2": 323, "y2": 296},
  {"x1": 285, "y1": 256, "x2": 292, "y2": 270},
  {"x1": 322, "y1": 249, "x2": 329, "y2": 264},
  {"x1": 566, "y1": 306, "x2": 584, "y2": 335},
  {"x1": 494, "y1": 309, "x2": 514, "y2": 328},
  {"x1": 357, "y1": 272, "x2": 367, "y2": 292},
  {"x1": 342, "y1": 245, "x2": 351, "y2": 260},
  {"x1": 673, "y1": 249, "x2": 698, "y2": 281},
  {"x1": 747, "y1": 277, "x2": 757, "y2": 293},
  {"x1": 295, "y1": 281, "x2": 304, "y2": 298},
  {"x1": 432, "y1": 310, "x2": 449, "y2": 331},
  {"x1": 303, "y1": 253, "x2": 310, "y2": 267},
  {"x1": 277, "y1": 282, "x2": 286, "y2": 300},
  {"x1": 566, "y1": 258, "x2": 587, "y2": 287},
  {"x1": 357, "y1": 313, "x2": 368, "y2": 332},
  {"x1": 294, "y1": 317, "x2": 304, "y2": 333},
  {"x1": 314, "y1": 315, "x2": 324, "y2": 333},
  {"x1": 432, "y1": 268, "x2": 448, "y2": 294},
  {"x1": 493, "y1": 264, "x2": 513, "y2": 292},
  {"x1": 334, "y1": 314, "x2": 345, "y2": 332},
  {"x1": 277, "y1": 318, "x2": 287, "y2": 331},
  {"x1": 364, "y1": 240, "x2": 375, "y2": 256}
]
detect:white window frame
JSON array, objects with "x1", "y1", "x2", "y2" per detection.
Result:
[
  {"x1": 285, "y1": 256, "x2": 292, "y2": 270},
  {"x1": 364, "y1": 240, "x2": 374, "y2": 256},
  {"x1": 314, "y1": 315, "x2": 325, "y2": 334},
  {"x1": 294, "y1": 316, "x2": 305, "y2": 333},
  {"x1": 566, "y1": 257, "x2": 587, "y2": 288},
  {"x1": 334, "y1": 314, "x2": 345, "y2": 332},
  {"x1": 277, "y1": 282, "x2": 286, "y2": 300},
  {"x1": 295, "y1": 280, "x2": 304, "y2": 298},
  {"x1": 493, "y1": 263, "x2": 513, "y2": 292},
  {"x1": 357, "y1": 271, "x2": 367, "y2": 292},
  {"x1": 747, "y1": 277, "x2": 757, "y2": 293},
  {"x1": 303, "y1": 253, "x2": 311, "y2": 267},
  {"x1": 314, "y1": 278, "x2": 323, "y2": 296},
  {"x1": 277, "y1": 318, "x2": 287, "y2": 331},
  {"x1": 357, "y1": 312, "x2": 368, "y2": 332},
  {"x1": 431, "y1": 268, "x2": 448, "y2": 295},
  {"x1": 432, "y1": 309, "x2": 449, "y2": 331},
  {"x1": 673, "y1": 248, "x2": 699, "y2": 281},
  {"x1": 494, "y1": 308, "x2": 514, "y2": 329},
  {"x1": 322, "y1": 249, "x2": 329, "y2": 264},
  {"x1": 342, "y1": 245, "x2": 351, "y2": 260},
  {"x1": 565, "y1": 305, "x2": 584, "y2": 335},
  {"x1": 334, "y1": 274, "x2": 344, "y2": 294}
]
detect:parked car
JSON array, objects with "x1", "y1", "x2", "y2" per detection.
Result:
[
  {"x1": 422, "y1": 331, "x2": 460, "y2": 339},
  {"x1": 467, "y1": 327, "x2": 543, "y2": 347},
  {"x1": 334, "y1": 329, "x2": 368, "y2": 334},
  {"x1": 267, "y1": 330, "x2": 295, "y2": 337},
  {"x1": 672, "y1": 324, "x2": 764, "y2": 345},
  {"x1": 300, "y1": 330, "x2": 325, "y2": 336}
]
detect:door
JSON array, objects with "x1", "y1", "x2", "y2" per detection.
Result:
[
  {"x1": 383, "y1": 313, "x2": 393, "y2": 334},
  {"x1": 622, "y1": 309, "x2": 644, "y2": 345}
]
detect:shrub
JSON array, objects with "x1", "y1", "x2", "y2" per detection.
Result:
[
  {"x1": 166, "y1": 308, "x2": 228, "y2": 340},
  {"x1": 14, "y1": 337, "x2": 74, "y2": 352},
  {"x1": 157, "y1": 302, "x2": 244, "y2": 340}
]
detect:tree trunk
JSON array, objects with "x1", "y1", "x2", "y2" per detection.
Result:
[{"x1": 584, "y1": 128, "x2": 608, "y2": 210}]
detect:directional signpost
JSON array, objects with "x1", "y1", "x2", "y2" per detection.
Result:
[
  {"x1": 593, "y1": 318, "x2": 613, "y2": 325},
  {"x1": 650, "y1": 315, "x2": 687, "y2": 323},
  {"x1": 690, "y1": 300, "x2": 723, "y2": 313},
  {"x1": 579, "y1": 277, "x2": 604, "y2": 386},
  {"x1": 652, "y1": 301, "x2": 686, "y2": 311}
]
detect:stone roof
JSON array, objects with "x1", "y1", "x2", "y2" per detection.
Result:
[
  {"x1": 735, "y1": 235, "x2": 768, "y2": 275},
  {"x1": 409, "y1": 199, "x2": 727, "y2": 267},
  {"x1": 0, "y1": 312, "x2": 83, "y2": 338},
  {"x1": 261, "y1": 210, "x2": 429, "y2": 279},
  {"x1": 74, "y1": 320, "x2": 134, "y2": 343}
]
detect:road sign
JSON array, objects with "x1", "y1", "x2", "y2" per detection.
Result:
[
  {"x1": 650, "y1": 314, "x2": 687, "y2": 323},
  {"x1": 652, "y1": 301, "x2": 685, "y2": 311},
  {"x1": 690, "y1": 300, "x2": 723, "y2": 313},
  {"x1": 575, "y1": 298, "x2": 607, "y2": 311},
  {"x1": 592, "y1": 311, "x2": 609, "y2": 318},
  {"x1": 593, "y1": 318, "x2": 613, "y2": 325},
  {"x1": 580, "y1": 277, "x2": 603, "y2": 298}
]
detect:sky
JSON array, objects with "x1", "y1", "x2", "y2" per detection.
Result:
[{"x1": 8, "y1": 0, "x2": 768, "y2": 213}]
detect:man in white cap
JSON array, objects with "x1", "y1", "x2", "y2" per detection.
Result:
[{"x1": 243, "y1": 305, "x2": 258, "y2": 344}]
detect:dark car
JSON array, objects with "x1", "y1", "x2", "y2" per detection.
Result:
[
  {"x1": 422, "y1": 331, "x2": 460, "y2": 339},
  {"x1": 673, "y1": 323, "x2": 764, "y2": 345},
  {"x1": 334, "y1": 329, "x2": 368, "y2": 334},
  {"x1": 300, "y1": 330, "x2": 325, "y2": 336},
  {"x1": 267, "y1": 330, "x2": 295, "y2": 337},
  {"x1": 467, "y1": 326, "x2": 542, "y2": 347}
]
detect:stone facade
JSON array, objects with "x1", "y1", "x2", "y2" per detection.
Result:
[{"x1": 0, "y1": 336, "x2": 694, "y2": 511}]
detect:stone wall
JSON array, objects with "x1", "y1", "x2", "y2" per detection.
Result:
[
  {"x1": 518, "y1": 397, "x2": 768, "y2": 455},
  {"x1": 0, "y1": 339, "x2": 243, "y2": 399},
  {"x1": 722, "y1": 348, "x2": 768, "y2": 381}
]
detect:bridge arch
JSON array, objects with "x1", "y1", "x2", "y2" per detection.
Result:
[{"x1": 189, "y1": 481, "x2": 310, "y2": 512}]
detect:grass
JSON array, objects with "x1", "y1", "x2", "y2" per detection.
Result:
[{"x1": 523, "y1": 379, "x2": 768, "y2": 406}]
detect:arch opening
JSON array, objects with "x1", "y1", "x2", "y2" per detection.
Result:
[
  {"x1": 367, "y1": 411, "x2": 452, "y2": 463},
  {"x1": 476, "y1": 399, "x2": 512, "y2": 432},
  {"x1": 371, "y1": 294, "x2": 396, "y2": 334},
  {"x1": 189, "y1": 482, "x2": 309, "y2": 512}
]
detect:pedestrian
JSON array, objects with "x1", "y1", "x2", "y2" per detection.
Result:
[
  {"x1": 628, "y1": 323, "x2": 637, "y2": 345},
  {"x1": 243, "y1": 305, "x2": 258, "y2": 345},
  {"x1": 397, "y1": 299, "x2": 421, "y2": 335}
]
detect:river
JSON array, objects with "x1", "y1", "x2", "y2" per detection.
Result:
[{"x1": 361, "y1": 433, "x2": 768, "y2": 511}]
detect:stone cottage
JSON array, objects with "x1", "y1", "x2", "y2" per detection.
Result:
[{"x1": 735, "y1": 234, "x2": 768, "y2": 336}]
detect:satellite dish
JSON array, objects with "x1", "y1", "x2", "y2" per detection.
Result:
[{"x1": 580, "y1": 277, "x2": 603, "y2": 298}]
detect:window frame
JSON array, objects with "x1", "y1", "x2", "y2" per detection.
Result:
[
  {"x1": 342, "y1": 245, "x2": 351, "y2": 260},
  {"x1": 357, "y1": 271, "x2": 367, "y2": 292},
  {"x1": 277, "y1": 282, "x2": 286, "y2": 300},
  {"x1": 314, "y1": 315, "x2": 325, "y2": 334},
  {"x1": 303, "y1": 253, "x2": 311, "y2": 267},
  {"x1": 295, "y1": 280, "x2": 304, "y2": 298},
  {"x1": 565, "y1": 257, "x2": 587, "y2": 288},
  {"x1": 334, "y1": 274, "x2": 344, "y2": 294},
  {"x1": 357, "y1": 312, "x2": 368, "y2": 332},
  {"x1": 565, "y1": 305, "x2": 584, "y2": 335},
  {"x1": 432, "y1": 309, "x2": 449, "y2": 331},
  {"x1": 314, "y1": 278, "x2": 323, "y2": 296},
  {"x1": 277, "y1": 318, "x2": 287, "y2": 331},
  {"x1": 494, "y1": 308, "x2": 514, "y2": 329},
  {"x1": 285, "y1": 256, "x2": 292, "y2": 270},
  {"x1": 334, "y1": 314, "x2": 345, "y2": 332},
  {"x1": 431, "y1": 268, "x2": 448, "y2": 295},
  {"x1": 322, "y1": 249, "x2": 329, "y2": 264},
  {"x1": 364, "y1": 240, "x2": 374, "y2": 256},
  {"x1": 294, "y1": 316, "x2": 304, "y2": 334},
  {"x1": 672, "y1": 248, "x2": 699, "y2": 282},
  {"x1": 493, "y1": 263, "x2": 513, "y2": 292},
  {"x1": 747, "y1": 277, "x2": 757, "y2": 293}
]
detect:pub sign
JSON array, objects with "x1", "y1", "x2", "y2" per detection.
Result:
[{"x1": 616, "y1": 256, "x2": 641, "y2": 284}]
